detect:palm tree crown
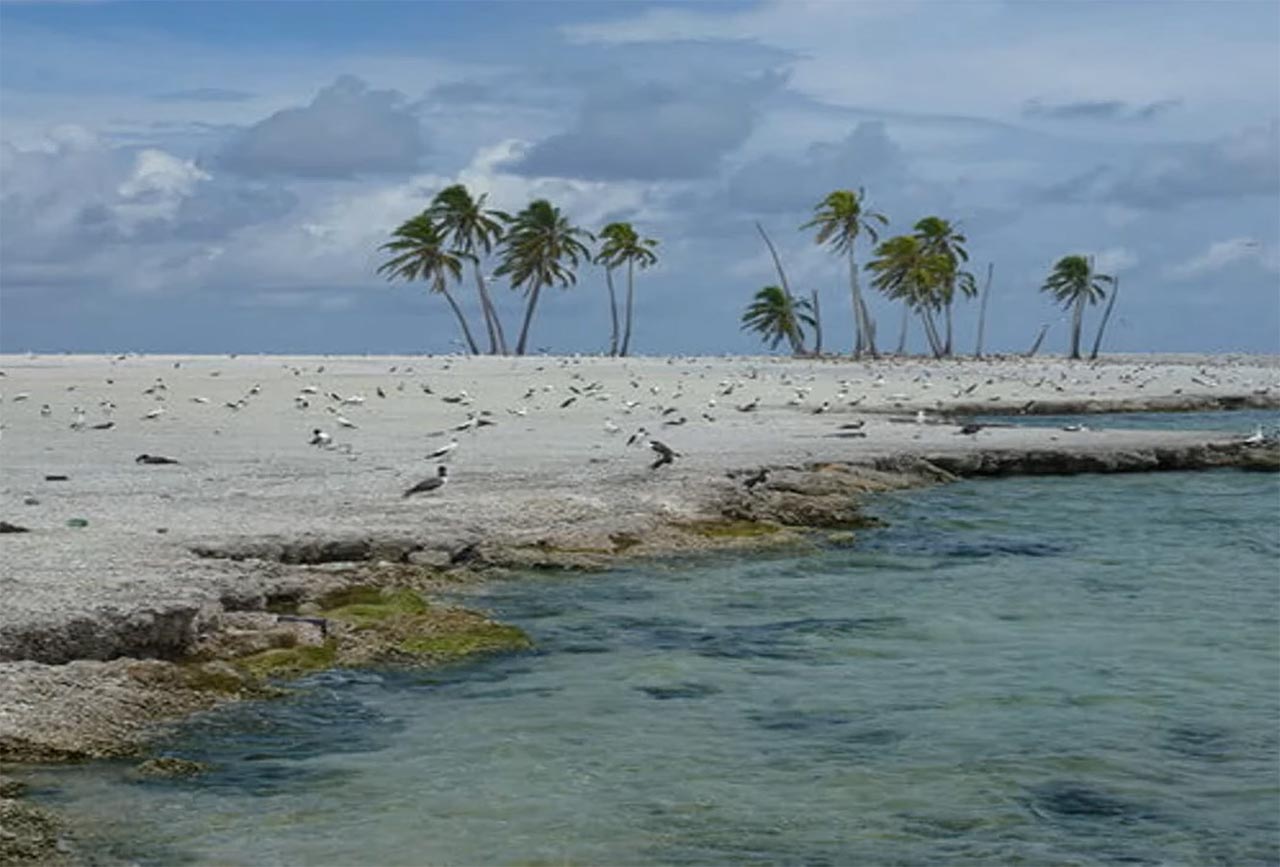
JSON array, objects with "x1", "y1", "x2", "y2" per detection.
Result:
[
  {"x1": 801, "y1": 188, "x2": 888, "y2": 357},
  {"x1": 741, "y1": 285, "x2": 816, "y2": 352},
  {"x1": 495, "y1": 199, "x2": 593, "y2": 355},
  {"x1": 377, "y1": 213, "x2": 478, "y2": 354},
  {"x1": 1041, "y1": 255, "x2": 1112, "y2": 309},
  {"x1": 377, "y1": 214, "x2": 464, "y2": 290},
  {"x1": 428, "y1": 184, "x2": 508, "y2": 257},
  {"x1": 595, "y1": 221, "x2": 658, "y2": 357}
]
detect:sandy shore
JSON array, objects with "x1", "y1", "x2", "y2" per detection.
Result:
[{"x1": 1, "y1": 353, "x2": 1277, "y2": 745}]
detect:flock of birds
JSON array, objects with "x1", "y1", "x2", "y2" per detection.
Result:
[{"x1": 2, "y1": 356, "x2": 1277, "y2": 501}]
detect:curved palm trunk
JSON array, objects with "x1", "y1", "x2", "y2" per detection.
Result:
[
  {"x1": 896, "y1": 302, "x2": 910, "y2": 354},
  {"x1": 514, "y1": 283, "x2": 543, "y2": 356},
  {"x1": 440, "y1": 286, "x2": 481, "y2": 355},
  {"x1": 1089, "y1": 276, "x2": 1119, "y2": 360},
  {"x1": 604, "y1": 266, "x2": 620, "y2": 356},
  {"x1": 919, "y1": 309, "x2": 945, "y2": 359},
  {"x1": 1026, "y1": 323, "x2": 1049, "y2": 357},
  {"x1": 475, "y1": 267, "x2": 507, "y2": 355},
  {"x1": 755, "y1": 222, "x2": 804, "y2": 356},
  {"x1": 620, "y1": 260, "x2": 637, "y2": 357}
]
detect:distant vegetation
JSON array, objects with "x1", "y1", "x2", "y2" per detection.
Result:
[
  {"x1": 379, "y1": 183, "x2": 1114, "y2": 360},
  {"x1": 378, "y1": 184, "x2": 657, "y2": 357}
]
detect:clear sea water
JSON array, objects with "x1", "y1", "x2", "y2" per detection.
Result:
[{"x1": 25, "y1": 412, "x2": 1280, "y2": 866}]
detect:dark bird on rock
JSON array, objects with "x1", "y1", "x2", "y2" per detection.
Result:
[
  {"x1": 649, "y1": 439, "x2": 680, "y2": 470},
  {"x1": 403, "y1": 465, "x2": 448, "y2": 498},
  {"x1": 135, "y1": 454, "x2": 180, "y2": 465}
]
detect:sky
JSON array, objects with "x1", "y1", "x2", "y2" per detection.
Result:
[{"x1": 1, "y1": 0, "x2": 1277, "y2": 356}]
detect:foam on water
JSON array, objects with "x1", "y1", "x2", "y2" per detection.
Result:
[{"x1": 27, "y1": 413, "x2": 1280, "y2": 866}]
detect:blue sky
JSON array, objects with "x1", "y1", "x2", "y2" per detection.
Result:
[{"x1": 1, "y1": 0, "x2": 1277, "y2": 355}]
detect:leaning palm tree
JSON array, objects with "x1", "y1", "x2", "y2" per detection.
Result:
[
  {"x1": 428, "y1": 184, "x2": 510, "y2": 355},
  {"x1": 1041, "y1": 255, "x2": 1113, "y2": 360},
  {"x1": 801, "y1": 188, "x2": 888, "y2": 358},
  {"x1": 495, "y1": 199, "x2": 593, "y2": 356},
  {"x1": 867, "y1": 234, "x2": 951, "y2": 358},
  {"x1": 913, "y1": 216, "x2": 974, "y2": 356},
  {"x1": 595, "y1": 222, "x2": 658, "y2": 357},
  {"x1": 377, "y1": 213, "x2": 479, "y2": 355},
  {"x1": 741, "y1": 285, "x2": 816, "y2": 353}
]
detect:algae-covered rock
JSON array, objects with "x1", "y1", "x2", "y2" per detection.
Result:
[
  {"x1": 133, "y1": 756, "x2": 208, "y2": 778},
  {"x1": 0, "y1": 797, "x2": 70, "y2": 865}
]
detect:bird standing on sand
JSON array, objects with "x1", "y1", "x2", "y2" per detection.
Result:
[
  {"x1": 309, "y1": 428, "x2": 332, "y2": 447},
  {"x1": 135, "y1": 454, "x2": 180, "y2": 465},
  {"x1": 403, "y1": 465, "x2": 448, "y2": 497},
  {"x1": 649, "y1": 439, "x2": 680, "y2": 470}
]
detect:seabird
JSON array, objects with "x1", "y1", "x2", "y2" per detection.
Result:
[
  {"x1": 90, "y1": 421, "x2": 115, "y2": 430},
  {"x1": 560, "y1": 396, "x2": 577, "y2": 409},
  {"x1": 135, "y1": 454, "x2": 180, "y2": 465},
  {"x1": 336, "y1": 415, "x2": 358, "y2": 429},
  {"x1": 403, "y1": 465, "x2": 448, "y2": 498},
  {"x1": 958, "y1": 423, "x2": 983, "y2": 436},
  {"x1": 649, "y1": 439, "x2": 679, "y2": 470},
  {"x1": 309, "y1": 428, "x2": 331, "y2": 447},
  {"x1": 743, "y1": 468, "x2": 769, "y2": 491},
  {"x1": 663, "y1": 416, "x2": 687, "y2": 427},
  {"x1": 142, "y1": 407, "x2": 166, "y2": 420},
  {"x1": 626, "y1": 427, "x2": 648, "y2": 447},
  {"x1": 1242, "y1": 425, "x2": 1267, "y2": 445},
  {"x1": 736, "y1": 397, "x2": 760, "y2": 412},
  {"x1": 838, "y1": 421, "x2": 865, "y2": 431},
  {"x1": 811, "y1": 401, "x2": 831, "y2": 415},
  {"x1": 426, "y1": 438, "x2": 459, "y2": 460}
]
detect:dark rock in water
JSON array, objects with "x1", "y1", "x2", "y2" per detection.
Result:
[
  {"x1": 0, "y1": 521, "x2": 30, "y2": 533},
  {"x1": 636, "y1": 682, "x2": 721, "y2": 700},
  {"x1": 1028, "y1": 781, "x2": 1151, "y2": 822},
  {"x1": 133, "y1": 756, "x2": 208, "y2": 778}
]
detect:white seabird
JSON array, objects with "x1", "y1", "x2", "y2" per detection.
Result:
[
  {"x1": 426, "y1": 438, "x2": 458, "y2": 460},
  {"x1": 309, "y1": 428, "x2": 332, "y2": 447}
]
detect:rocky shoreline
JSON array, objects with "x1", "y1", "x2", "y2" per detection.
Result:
[{"x1": 2, "y1": 354, "x2": 1277, "y2": 863}]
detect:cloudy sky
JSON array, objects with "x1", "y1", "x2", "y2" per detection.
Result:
[{"x1": 1, "y1": 0, "x2": 1277, "y2": 356}]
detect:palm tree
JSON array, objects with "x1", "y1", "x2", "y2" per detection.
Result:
[
  {"x1": 741, "y1": 285, "x2": 816, "y2": 353},
  {"x1": 495, "y1": 199, "x2": 593, "y2": 356},
  {"x1": 1041, "y1": 255, "x2": 1113, "y2": 360},
  {"x1": 866, "y1": 234, "x2": 951, "y2": 358},
  {"x1": 913, "y1": 216, "x2": 974, "y2": 356},
  {"x1": 377, "y1": 213, "x2": 479, "y2": 355},
  {"x1": 596, "y1": 222, "x2": 658, "y2": 357},
  {"x1": 801, "y1": 188, "x2": 888, "y2": 358},
  {"x1": 428, "y1": 184, "x2": 510, "y2": 355}
]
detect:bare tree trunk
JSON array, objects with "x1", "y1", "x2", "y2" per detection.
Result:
[
  {"x1": 1070, "y1": 293, "x2": 1085, "y2": 360},
  {"x1": 944, "y1": 298, "x2": 954, "y2": 356},
  {"x1": 974, "y1": 262, "x2": 994, "y2": 358},
  {"x1": 849, "y1": 250, "x2": 865, "y2": 357},
  {"x1": 1089, "y1": 276, "x2": 1119, "y2": 360},
  {"x1": 857, "y1": 287, "x2": 878, "y2": 357},
  {"x1": 810, "y1": 289, "x2": 823, "y2": 356},
  {"x1": 604, "y1": 266, "x2": 620, "y2": 356},
  {"x1": 755, "y1": 222, "x2": 806, "y2": 356},
  {"x1": 514, "y1": 284, "x2": 542, "y2": 356},
  {"x1": 440, "y1": 286, "x2": 481, "y2": 355},
  {"x1": 475, "y1": 266, "x2": 507, "y2": 355},
  {"x1": 1026, "y1": 323, "x2": 1050, "y2": 358},
  {"x1": 896, "y1": 302, "x2": 910, "y2": 354},
  {"x1": 620, "y1": 260, "x2": 637, "y2": 357}
]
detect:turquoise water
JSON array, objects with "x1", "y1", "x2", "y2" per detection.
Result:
[{"x1": 27, "y1": 415, "x2": 1280, "y2": 866}]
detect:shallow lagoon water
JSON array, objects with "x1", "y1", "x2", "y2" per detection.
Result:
[{"x1": 27, "y1": 413, "x2": 1280, "y2": 866}]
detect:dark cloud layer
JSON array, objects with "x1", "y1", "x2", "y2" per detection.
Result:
[
  {"x1": 505, "y1": 72, "x2": 784, "y2": 181},
  {"x1": 726, "y1": 121, "x2": 907, "y2": 213},
  {"x1": 1041, "y1": 120, "x2": 1279, "y2": 207},
  {"x1": 1022, "y1": 98, "x2": 1181, "y2": 122},
  {"x1": 219, "y1": 76, "x2": 426, "y2": 178}
]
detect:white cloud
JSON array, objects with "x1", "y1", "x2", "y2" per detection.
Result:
[
  {"x1": 1167, "y1": 238, "x2": 1279, "y2": 280},
  {"x1": 1091, "y1": 247, "x2": 1139, "y2": 275}
]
